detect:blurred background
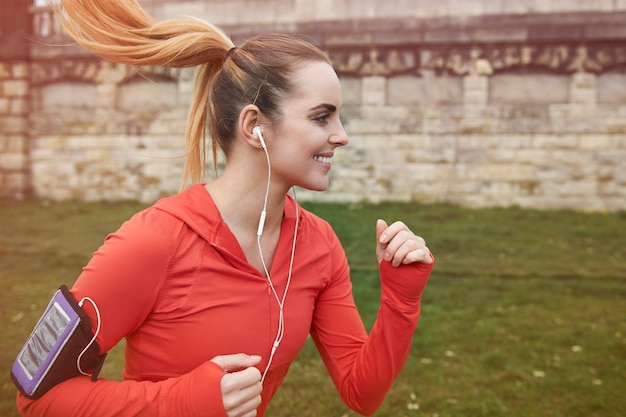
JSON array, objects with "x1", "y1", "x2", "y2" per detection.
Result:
[{"x1": 1, "y1": 0, "x2": 625, "y2": 210}]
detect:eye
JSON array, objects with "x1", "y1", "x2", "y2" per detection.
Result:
[{"x1": 313, "y1": 113, "x2": 330, "y2": 125}]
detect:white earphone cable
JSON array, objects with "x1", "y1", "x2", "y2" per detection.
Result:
[
  {"x1": 255, "y1": 129, "x2": 299, "y2": 383},
  {"x1": 76, "y1": 297, "x2": 101, "y2": 377}
]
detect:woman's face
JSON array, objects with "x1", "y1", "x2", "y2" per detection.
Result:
[{"x1": 266, "y1": 61, "x2": 348, "y2": 192}]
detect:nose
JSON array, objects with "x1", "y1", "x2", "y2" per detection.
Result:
[{"x1": 330, "y1": 120, "x2": 349, "y2": 147}]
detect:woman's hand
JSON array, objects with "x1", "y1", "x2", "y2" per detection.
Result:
[
  {"x1": 211, "y1": 354, "x2": 263, "y2": 417},
  {"x1": 376, "y1": 219, "x2": 433, "y2": 267}
]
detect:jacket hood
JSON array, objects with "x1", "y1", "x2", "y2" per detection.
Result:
[{"x1": 151, "y1": 183, "x2": 299, "y2": 246}]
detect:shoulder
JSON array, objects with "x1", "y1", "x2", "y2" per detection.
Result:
[
  {"x1": 294, "y1": 203, "x2": 349, "y2": 277},
  {"x1": 297, "y1": 204, "x2": 340, "y2": 247}
]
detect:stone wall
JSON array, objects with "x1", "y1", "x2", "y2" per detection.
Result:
[
  {"x1": 144, "y1": 0, "x2": 626, "y2": 24},
  {"x1": 1, "y1": 1, "x2": 626, "y2": 210},
  {"x1": 0, "y1": 0, "x2": 31, "y2": 199},
  {"x1": 28, "y1": 59, "x2": 191, "y2": 202},
  {"x1": 0, "y1": 62, "x2": 30, "y2": 199}
]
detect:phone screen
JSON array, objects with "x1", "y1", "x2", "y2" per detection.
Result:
[{"x1": 18, "y1": 302, "x2": 71, "y2": 379}]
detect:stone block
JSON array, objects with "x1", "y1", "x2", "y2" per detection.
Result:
[
  {"x1": 340, "y1": 76, "x2": 362, "y2": 106},
  {"x1": 5, "y1": 172, "x2": 27, "y2": 190},
  {"x1": 516, "y1": 149, "x2": 554, "y2": 165},
  {"x1": 579, "y1": 135, "x2": 611, "y2": 149},
  {"x1": 535, "y1": 165, "x2": 570, "y2": 181},
  {"x1": 532, "y1": 134, "x2": 579, "y2": 148},
  {"x1": 117, "y1": 80, "x2": 177, "y2": 113},
  {"x1": 0, "y1": 64, "x2": 10, "y2": 79},
  {"x1": 389, "y1": 134, "x2": 431, "y2": 150},
  {"x1": 388, "y1": 73, "x2": 463, "y2": 106},
  {"x1": 361, "y1": 76, "x2": 386, "y2": 106},
  {"x1": 12, "y1": 63, "x2": 29, "y2": 79},
  {"x1": 500, "y1": 134, "x2": 534, "y2": 149},
  {"x1": 0, "y1": 152, "x2": 25, "y2": 170},
  {"x1": 597, "y1": 73, "x2": 626, "y2": 104},
  {"x1": 490, "y1": 73, "x2": 569, "y2": 104},
  {"x1": 463, "y1": 74, "x2": 488, "y2": 90},
  {"x1": 559, "y1": 180, "x2": 599, "y2": 196},
  {"x1": 614, "y1": 163, "x2": 626, "y2": 182},
  {"x1": 387, "y1": 75, "x2": 427, "y2": 106},
  {"x1": 552, "y1": 149, "x2": 593, "y2": 165},
  {"x1": 0, "y1": 135, "x2": 25, "y2": 153},
  {"x1": 10, "y1": 98, "x2": 28, "y2": 115},
  {"x1": 41, "y1": 82, "x2": 98, "y2": 110},
  {"x1": 594, "y1": 149, "x2": 626, "y2": 164},
  {"x1": 0, "y1": 116, "x2": 26, "y2": 133},
  {"x1": 0, "y1": 97, "x2": 9, "y2": 113},
  {"x1": 486, "y1": 149, "x2": 516, "y2": 162},
  {"x1": 611, "y1": 134, "x2": 626, "y2": 148},
  {"x1": 2, "y1": 80, "x2": 28, "y2": 97},
  {"x1": 569, "y1": 87, "x2": 597, "y2": 105}
]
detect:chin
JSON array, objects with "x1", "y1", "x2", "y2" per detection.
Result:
[{"x1": 299, "y1": 180, "x2": 329, "y2": 193}]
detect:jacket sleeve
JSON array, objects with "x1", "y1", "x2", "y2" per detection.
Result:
[
  {"x1": 15, "y1": 209, "x2": 228, "y2": 417},
  {"x1": 17, "y1": 361, "x2": 227, "y2": 417},
  {"x1": 310, "y1": 230, "x2": 434, "y2": 416}
]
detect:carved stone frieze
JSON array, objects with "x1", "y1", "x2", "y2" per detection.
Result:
[
  {"x1": 30, "y1": 58, "x2": 180, "y2": 86},
  {"x1": 329, "y1": 44, "x2": 626, "y2": 77},
  {"x1": 28, "y1": 42, "x2": 626, "y2": 87}
]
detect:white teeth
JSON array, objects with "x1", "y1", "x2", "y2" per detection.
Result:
[{"x1": 313, "y1": 155, "x2": 332, "y2": 164}]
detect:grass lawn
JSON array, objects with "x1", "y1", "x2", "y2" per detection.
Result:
[{"x1": 1, "y1": 197, "x2": 624, "y2": 416}]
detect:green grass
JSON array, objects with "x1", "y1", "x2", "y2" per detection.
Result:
[{"x1": 1, "y1": 198, "x2": 624, "y2": 416}]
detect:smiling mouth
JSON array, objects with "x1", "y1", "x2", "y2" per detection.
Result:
[{"x1": 313, "y1": 155, "x2": 332, "y2": 164}]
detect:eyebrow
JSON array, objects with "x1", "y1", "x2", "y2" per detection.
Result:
[{"x1": 308, "y1": 103, "x2": 338, "y2": 113}]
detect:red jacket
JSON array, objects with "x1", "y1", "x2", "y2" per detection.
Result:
[{"x1": 17, "y1": 184, "x2": 433, "y2": 416}]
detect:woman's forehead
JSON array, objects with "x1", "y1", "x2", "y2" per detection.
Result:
[{"x1": 287, "y1": 61, "x2": 343, "y2": 107}]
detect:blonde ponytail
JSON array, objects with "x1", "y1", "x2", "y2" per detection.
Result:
[{"x1": 56, "y1": 0, "x2": 233, "y2": 68}]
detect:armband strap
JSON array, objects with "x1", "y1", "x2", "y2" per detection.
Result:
[{"x1": 11, "y1": 285, "x2": 107, "y2": 399}]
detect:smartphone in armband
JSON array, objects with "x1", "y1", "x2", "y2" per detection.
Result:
[{"x1": 11, "y1": 285, "x2": 106, "y2": 399}]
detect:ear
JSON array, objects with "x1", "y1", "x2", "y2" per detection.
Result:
[{"x1": 239, "y1": 104, "x2": 264, "y2": 149}]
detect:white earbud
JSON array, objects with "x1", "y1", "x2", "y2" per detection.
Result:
[{"x1": 253, "y1": 126, "x2": 267, "y2": 149}]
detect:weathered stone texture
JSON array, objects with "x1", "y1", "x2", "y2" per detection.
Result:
[
  {"x1": 2, "y1": 2, "x2": 626, "y2": 210},
  {"x1": 146, "y1": 0, "x2": 626, "y2": 24},
  {"x1": 0, "y1": 61, "x2": 29, "y2": 199}
]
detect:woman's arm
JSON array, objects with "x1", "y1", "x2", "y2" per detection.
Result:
[
  {"x1": 17, "y1": 360, "x2": 228, "y2": 417},
  {"x1": 311, "y1": 219, "x2": 434, "y2": 416}
]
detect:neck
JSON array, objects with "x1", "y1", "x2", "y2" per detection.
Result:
[{"x1": 205, "y1": 167, "x2": 287, "y2": 235}]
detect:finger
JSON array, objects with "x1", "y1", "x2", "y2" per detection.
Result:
[
  {"x1": 221, "y1": 368, "x2": 263, "y2": 415},
  {"x1": 376, "y1": 219, "x2": 389, "y2": 263},
  {"x1": 222, "y1": 382, "x2": 263, "y2": 416},
  {"x1": 212, "y1": 353, "x2": 262, "y2": 373},
  {"x1": 398, "y1": 244, "x2": 433, "y2": 266},
  {"x1": 382, "y1": 229, "x2": 417, "y2": 260},
  {"x1": 385, "y1": 236, "x2": 416, "y2": 267},
  {"x1": 222, "y1": 366, "x2": 262, "y2": 392},
  {"x1": 378, "y1": 221, "x2": 409, "y2": 244},
  {"x1": 385, "y1": 233, "x2": 431, "y2": 266}
]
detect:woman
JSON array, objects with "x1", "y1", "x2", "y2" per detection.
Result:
[{"x1": 16, "y1": 1, "x2": 434, "y2": 416}]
